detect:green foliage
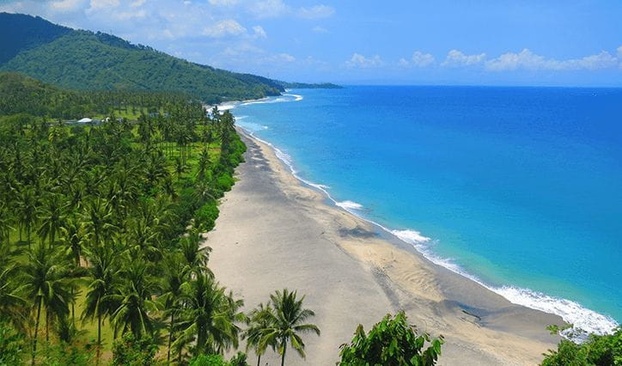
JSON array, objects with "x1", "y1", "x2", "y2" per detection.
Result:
[
  {"x1": 190, "y1": 354, "x2": 229, "y2": 366},
  {"x1": 0, "y1": 13, "x2": 71, "y2": 64},
  {"x1": 339, "y1": 311, "x2": 443, "y2": 366},
  {"x1": 189, "y1": 352, "x2": 249, "y2": 366},
  {"x1": 229, "y1": 352, "x2": 249, "y2": 366},
  {"x1": 541, "y1": 328, "x2": 622, "y2": 366},
  {"x1": 0, "y1": 321, "x2": 25, "y2": 366},
  {"x1": 194, "y1": 201, "x2": 220, "y2": 232},
  {"x1": 0, "y1": 74, "x2": 250, "y2": 364},
  {"x1": 0, "y1": 13, "x2": 284, "y2": 104},
  {"x1": 112, "y1": 333, "x2": 158, "y2": 366},
  {"x1": 254, "y1": 289, "x2": 320, "y2": 366},
  {"x1": 40, "y1": 342, "x2": 92, "y2": 366}
]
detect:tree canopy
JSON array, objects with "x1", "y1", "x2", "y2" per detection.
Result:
[
  {"x1": 339, "y1": 311, "x2": 443, "y2": 366},
  {"x1": 0, "y1": 12, "x2": 283, "y2": 104}
]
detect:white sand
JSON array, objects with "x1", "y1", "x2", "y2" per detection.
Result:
[{"x1": 207, "y1": 131, "x2": 563, "y2": 365}]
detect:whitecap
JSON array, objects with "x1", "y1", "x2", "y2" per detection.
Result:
[
  {"x1": 283, "y1": 93, "x2": 303, "y2": 101},
  {"x1": 336, "y1": 200, "x2": 364, "y2": 211},
  {"x1": 391, "y1": 229, "x2": 431, "y2": 244},
  {"x1": 493, "y1": 286, "x2": 618, "y2": 339}
]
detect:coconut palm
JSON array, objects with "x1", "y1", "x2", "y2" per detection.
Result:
[
  {"x1": 0, "y1": 256, "x2": 27, "y2": 330},
  {"x1": 82, "y1": 244, "x2": 121, "y2": 364},
  {"x1": 23, "y1": 242, "x2": 73, "y2": 365},
  {"x1": 81, "y1": 197, "x2": 117, "y2": 249},
  {"x1": 15, "y1": 186, "x2": 37, "y2": 247},
  {"x1": 244, "y1": 303, "x2": 277, "y2": 366},
  {"x1": 159, "y1": 253, "x2": 189, "y2": 364},
  {"x1": 37, "y1": 192, "x2": 66, "y2": 247},
  {"x1": 175, "y1": 273, "x2": 243, "y2": 358},
  {"x1": 109, "y1": 259, "x2": 160, "y2": 340},
  {"x1": 178, "y1": 232, "x2": 212, "y2": 277},
  {"x1": 263, "y1": 289, "x2": 320, "y2": 366}
]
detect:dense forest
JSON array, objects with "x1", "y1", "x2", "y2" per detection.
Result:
[
  {"x1": 0, "y1": 73, "x2": 330, "y2": 365},
  {"x1": 0, "y1": 13, "x2": 284, "y2": 104}
]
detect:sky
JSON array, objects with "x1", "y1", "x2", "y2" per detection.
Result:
[{"x1": 1, "y1": 0, "x2": 622, "y2": 86}]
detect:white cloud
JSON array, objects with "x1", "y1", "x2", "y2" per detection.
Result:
[
  {"x1": 131, "y1": 0, "x2": 146, "y2": 7},
  {"x1": 312, "y1": 26, "x2": 328, "y2": 33},
  {"x1": 486, "y1": 49, "x2": 619, "y2": 71},
  {"x1": 442, "y1": 49, "x2": 486, "y2": 67},
  {"x1": 250, "y1": 0, "x2": 288, "y2": 18},
  {"x1": 51, "y1": 0, "x2": 87, "y2": 12},
  {"x1": 252, "y1": 25, "x2": 267, "y2": 38},
  {"x1": 346, "y1": 53, "x2": 383, "y2": 68},
  {"x1": 208, "y1": 0, "x2": 238, "y2": 5},
  {"x1": 408, "y1": 51, "x2": 434, "y2": 67},
  {"x1": 202, "y1": 19, "x2": 246, "y2": 38},
  {"x1": 115, "y1": 9, "x2": 147, "y2": 20},
  {"x1": 298, "y1": 4, "x2": 334, "y2": 19},
  {"x1": 276, "y1": 53, "x2": 295, "y2": 62},
  {"x1": 88, "y1": 0, "x2": 119, "y2": 10}
]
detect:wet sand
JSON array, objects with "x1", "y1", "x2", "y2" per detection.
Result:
[{"x1": 208, "y1": 131, "x2": 563, "y2": 365}]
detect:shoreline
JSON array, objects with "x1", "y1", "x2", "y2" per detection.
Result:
[{"x1": 208, "y1": 129, "x2": 564, "y2": 365}]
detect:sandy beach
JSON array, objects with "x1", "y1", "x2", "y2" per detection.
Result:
[{"x1": 208, "y1": 130, "x2": 564, "y2": 365}]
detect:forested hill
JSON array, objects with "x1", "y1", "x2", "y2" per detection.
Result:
[{"x1": 0, "y1": 12, "x2": 284, "y2": 104}]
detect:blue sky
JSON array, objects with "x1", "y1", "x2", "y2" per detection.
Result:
[{"x1": 2, "y1": 0, "x2": 621, "y2": 86}]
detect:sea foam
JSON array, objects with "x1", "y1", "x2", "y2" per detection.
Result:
[
  {"x1": 494, "y1": 286, "x2": 619, "y2": 338},
  {"x1": 336, "y1": 200, "x2": 364, "y2": 211}
]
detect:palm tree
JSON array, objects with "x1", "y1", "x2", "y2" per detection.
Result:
[
  {"x1": 264, "y1": 289, "x2": 320, "y2": 366},
  {"x1": 159, "y1": 253, "x2": 189, "y2": 364},
  {"x1": 175, "y1": 273, "x2": 243, "y2": 358},
  {"x1": 81, "y1": 197, "x2": 117, "y2": 249},
  {"x1": 109, "y1": 258, "x2": 160, "y2": 340},
  {"x1": 244, "y1": 303, "x2": 277, "y2": 366},
  {"x1": 59, "y1": 216, "x2": 85, "y2": 268},
  {"x1": 23, "y1": 242, "x2": 73, "y2": 365},
  {"x1": 178, "y1": 232, "x2": 212, "y2": 277},
  {"x1": 0, "y1": 255, "x2": 27, "y2": 330},
  {"x1": 37, "y1": 192, "x2": 66, "y2": 247},
  {"x1": 15, "y1": 186, "x2": 37, "y2": 247},
  {"x1": 82, "y1": 244, "x2": 121, "y2": 365}
]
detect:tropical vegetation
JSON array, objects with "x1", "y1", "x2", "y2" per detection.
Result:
[
  {"x1": 0, "y1": 72, "x2": 253, "y2": 364},
  {"x1": 0, "y1": 13, "x2": 284, "y2": 104},
  {"x1": 338, "y1": 311, "x2": 444, "y2": 366},
  {"x1": 541, "y1": 327, "x2": 622, "y2": 366}
]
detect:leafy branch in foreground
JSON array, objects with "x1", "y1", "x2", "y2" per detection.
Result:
[
  {"x1": 339, "y1": 311, "x2": 443, "y2": 366},
  {"x1": 541, "y1": 327, "x2": 622, "y2": 366}
]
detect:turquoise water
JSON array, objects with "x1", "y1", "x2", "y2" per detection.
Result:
[{"x1": 230, "y1": 86, "x2": 622, "y2": 334}]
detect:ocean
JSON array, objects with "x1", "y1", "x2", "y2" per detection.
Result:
[{"x1": 227, "y1": 85, "x2": 622, "y2": 335}]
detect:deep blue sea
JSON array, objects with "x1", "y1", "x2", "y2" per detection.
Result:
[{"x1": 228, "y1": 86, "x2": 622, "y2": 335}]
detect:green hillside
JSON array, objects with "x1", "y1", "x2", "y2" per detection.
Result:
[{"x1": 0, "y1": 12, "x2": 284, "y2": 103}]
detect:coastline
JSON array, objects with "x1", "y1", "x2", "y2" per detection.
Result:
[{"x1": 208, "y1": 129, "x2": 564, "y2": 365}]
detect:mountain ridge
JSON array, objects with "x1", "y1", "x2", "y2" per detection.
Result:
[{"x1": 0, "y1": 12, "x2": 288, "y2": 103}]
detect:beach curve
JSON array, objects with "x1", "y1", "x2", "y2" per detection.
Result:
[{"x1": 207, "y1": 129, "x2": 564, "y2": 365}]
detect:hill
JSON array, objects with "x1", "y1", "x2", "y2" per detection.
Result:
[{"x1": 0, "y1": 12, "x2": 284, "y2": 103}]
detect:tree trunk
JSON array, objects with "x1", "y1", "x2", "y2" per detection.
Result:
[
  {"x1": 256, "y1": 354, "x2": 261, "y2": 366},
  {"x1": 167, "y1": 312, "x2": 175, "y2": 364},
  {"x1": 45, "y1": 309, "x2": 49, "y2": 342},
  {"x1": 31, "y1": 300, "x2": 42, "y2": 366},
  {"x1": 96, "y1": 312, "x2": 102, "y2": 365},
  {"x1": 281, "y1": 346, "x2": 286, "y2": 366}
]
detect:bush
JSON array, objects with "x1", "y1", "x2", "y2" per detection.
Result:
[
  {"x1": 112, "y1": 333, "x2": 158, "y2": 366},
  {"x1": 541, "y1": 328, "x2": 622, "y2": 366},
  {"x1": 339, "y1": 311, "x2": 443, "y2": 366},
  {"x1": 194, "y1": 201, "x2": 220, "y2": 232}
]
